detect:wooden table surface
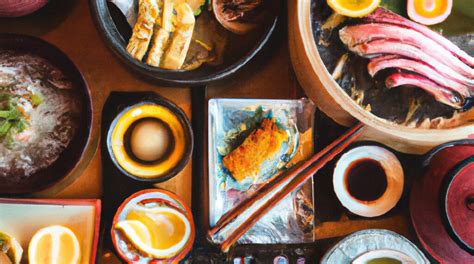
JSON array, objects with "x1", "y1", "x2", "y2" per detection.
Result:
[
  {"x1": 1, "y1": 1, "x2": 420, "y2": 263},
  {"x1": 0, "y1": 0, "x2": 296, "y2": 205}
]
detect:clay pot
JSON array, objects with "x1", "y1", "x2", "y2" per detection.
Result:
[{"x1": 288, "y1": 0, "x2": 474, "y2": 154}]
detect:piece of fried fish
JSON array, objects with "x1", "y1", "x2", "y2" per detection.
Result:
[{"x1": 223, "y1": 118, "x2": 288, "y2": 183}]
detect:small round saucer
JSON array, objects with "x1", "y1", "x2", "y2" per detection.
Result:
[
  {"x1": 320, "y1": 229, "x2": 428, "y2": 263},
  {"x1": 410, "y1": 140, "x2": 474, "y2": 263}
]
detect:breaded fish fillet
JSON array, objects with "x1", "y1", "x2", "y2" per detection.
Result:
[{"x1": 223, "y1": 118, "x2": 288, "y2": 183}]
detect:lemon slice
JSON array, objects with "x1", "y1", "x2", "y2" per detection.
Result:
[
  {"x1": 327, "y1": 0, "x2": 381, "y2": 17},
  {"x1": 115, "y1": 220, "x2": 152, "y2": 246},
  {"x1": 0, "y1": 231, "x2": 23, "y2": 264},
  {"x1": 116, "y1": 205, "x2": 191, "y2": 259},
  {"x1": 28, "y1": 225, "x2": 81, "y2": 264}
]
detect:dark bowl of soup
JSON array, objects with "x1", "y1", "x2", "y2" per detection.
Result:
[{"x1": 0, "y1": 34, "x2": 93, "y2": 195}]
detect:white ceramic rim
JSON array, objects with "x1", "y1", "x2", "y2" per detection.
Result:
[
  {"x1": 320, "y1": 229, "x2": 429, "y2": 263},
  {"x1": 333, "y1": 146, "x2": 404, "y2": 217},
  {"x1": 352, "y1": 249, "x2": 417, "y2": 264}
]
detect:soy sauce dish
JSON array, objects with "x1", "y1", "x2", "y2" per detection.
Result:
[
  {"x1": 107, "y1": 100, "x2": 193, "y2": 182},
  {"x1": 90, "y1": 0, "x2": 279, "y2": 86},
  {"x1": 333, "y1": 145, "x2": 404, "y2": 218}
]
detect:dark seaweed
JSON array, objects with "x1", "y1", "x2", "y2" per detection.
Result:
[{"x1": 310, "y1": 0, "x2": 473, "y2": 124}]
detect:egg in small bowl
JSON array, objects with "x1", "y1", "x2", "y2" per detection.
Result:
[{"x1": 107, "y1": 101, "x2": 193, "y2": 182}]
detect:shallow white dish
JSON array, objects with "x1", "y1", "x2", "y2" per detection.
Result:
[
  {"x1": 321, "y1": 229, "x2": 429, "y2": 263},
  {"x1": 0, "y1": 198, "x2": 101, "y2": 264}
]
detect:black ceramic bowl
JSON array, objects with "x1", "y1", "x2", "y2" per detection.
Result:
[
  {"x1": 0, "y1": 34, "x2": 93, "y2": 195},
  {"x1": 106, "y1": 99, "x2": 193, "y2": 183},
  {"x1": 89, "y1": 0, "x2": 279, "y2": 86}
]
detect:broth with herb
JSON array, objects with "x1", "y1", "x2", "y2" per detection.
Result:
[{"x1": 0, "y1": 51, "x2": 81, "y2": 179}]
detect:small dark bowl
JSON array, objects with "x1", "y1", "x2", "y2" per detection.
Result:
[
  {"x1": 89, "y1": 0, "x2": 279, "y2": 86},
  {"x1": 106, "y1": 99, "x2": 193, "y2": 183},
  {"x1": 0, "y1": 34, "x2": 93, "y2": 195}
]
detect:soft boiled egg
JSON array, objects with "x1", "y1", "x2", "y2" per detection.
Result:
[
  {"x1": 407, "y1": 0, "x2": 452, "y2": 25},
  {"x1": 130, "y1": 119, "x2": 170, "y2": 161}
]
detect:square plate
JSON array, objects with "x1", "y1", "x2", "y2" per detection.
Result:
[
  {"x1": 0, "y1": 198, "x2": 101, "y2": 263},
  {"x1": 208, "y1": 98, "x2": 316, "y2": 244}
]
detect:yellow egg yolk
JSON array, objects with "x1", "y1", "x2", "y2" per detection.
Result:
[{"x1": 414, "y1": 0, "x2": 449, "y2": 18}]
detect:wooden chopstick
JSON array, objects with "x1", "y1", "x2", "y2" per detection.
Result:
[{"x1": 208, "y1": 123, "x2": 365, "y2": 252}]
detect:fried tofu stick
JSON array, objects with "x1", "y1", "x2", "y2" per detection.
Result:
[
  {"x1": 126, "y1": 0, "x2": 159, "y2": 61},
  {"x1": 146, "y1": 0, "x2": 173, "y2": 67},
  {"x1": 161, "y1": 3, "x2": 195, "y2": 70}
]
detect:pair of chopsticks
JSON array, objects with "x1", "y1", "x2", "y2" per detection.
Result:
[{"x1": 208, "y1": 123, "x2": 365, "y2": 252}]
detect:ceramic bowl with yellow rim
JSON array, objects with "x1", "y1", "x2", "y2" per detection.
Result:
[
  {"x1": 107, "y1": 101, "x2": 193, "y2": 182},
  {"x1": 111, "y1": 189, "x2": 195, "y2": 263}
]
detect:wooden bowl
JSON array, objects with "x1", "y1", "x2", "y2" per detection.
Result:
[
  {"x1": 0, "y1": 34, "x2": 93, "y2": 195},
  {"x1": 89, "y1": 0, "x2": 279, "y2": 86},
  {"x1": 288, "y1": 0, "x2": 474, "y2": 154}
]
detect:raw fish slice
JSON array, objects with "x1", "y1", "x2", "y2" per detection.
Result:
[
  {"x1": 363, "y1": 7, "x2": 474, "y2": 67},
  {"x1": 368, "y1": 55, "x2": 473, "y2": 97},
  {"x1": 343, "y1": 39, "x2": 474, "y2": 87},
  {"x1": 385, "y1": 72, "x2": 466, "y2": 109},
  {"x1": 340, "y1": 23, "x2": 474, "y2": 79}
]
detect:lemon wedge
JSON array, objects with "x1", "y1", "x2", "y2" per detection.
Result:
[
  {"x1": 28, "y1": 225, "x2": 81, "y2": 264},
  {"x1": 327, "y1": 0, "x2": 381, "y2": 17},
  {"x1": 115, "y1": 220, "x2": 152, "y2": 246},
  {"x1": 0, "y1": 231, "x2": 23, "y2": 264},
  {"x1": 115, "y1": 205, "x2": 191, "y2": 259}
]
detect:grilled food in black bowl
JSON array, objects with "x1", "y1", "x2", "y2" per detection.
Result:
[{"x1": 89, "y1": 0, "x2": 279, "y2": 86}]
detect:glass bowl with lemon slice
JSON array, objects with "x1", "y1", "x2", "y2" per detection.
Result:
[{"x1": 111, "y1": 189, "x2": 195, "y2": 263}]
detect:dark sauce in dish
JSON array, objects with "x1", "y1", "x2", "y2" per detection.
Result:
[{"x1": 345, "y1": 159, "x2": 387, "y2": 202}]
